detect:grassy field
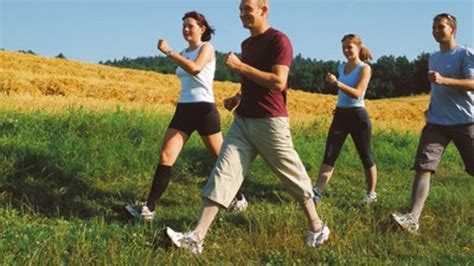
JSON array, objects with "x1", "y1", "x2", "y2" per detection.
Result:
[{"x1": 1, "y1": 109, "x2": 472, "y2": 264}]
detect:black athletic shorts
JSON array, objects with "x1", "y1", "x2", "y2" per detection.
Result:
[{"x1": 168, "y1": 102, "x2": 221, "y2": 136}]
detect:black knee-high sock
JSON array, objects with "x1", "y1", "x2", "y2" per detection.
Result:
[{"x1": 146, "y1": 164, "x2": 172, "y2": 211}]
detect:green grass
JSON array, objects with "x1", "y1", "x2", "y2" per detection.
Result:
[{"x1": 0, "y1": 108, "x2": 473, "y2": 264}]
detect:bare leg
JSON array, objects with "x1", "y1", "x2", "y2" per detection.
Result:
[
  {"x1": 159, "y1": 128, "x2": 189, "y2": 165},
  {"x1": 409, "y1": 171, "x2": 431, "y2": 221},
  {"x1": 194, "y1": 198, "x2": 221, "y2": 242},
  {"x1": 364, "y1": 165, "x2": 377, "y2": 194},
  {"x1": 301, "y1": 198, "x2": 324, "y2": 232},
  {"x1": 200, "y1": 132, "x2": 224, "y2": 158},
  {"x1": 315, "y1": 163, "x2": 335, "y2": 193}
]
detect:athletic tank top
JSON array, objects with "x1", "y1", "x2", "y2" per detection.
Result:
[
  {"x1": 336, "y1": 62, "x2": 367, "y2": 108},
  {"x1": 175, "y1": 43, "x2": 216, "y2": 103}
]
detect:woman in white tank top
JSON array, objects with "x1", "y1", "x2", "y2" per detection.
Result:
[
  {"x1": 312, "y1": 34, "x2": 379, "y2": 204},
  {"x1": 125, "y1": 11, "x2": 246, "y2": 220}
]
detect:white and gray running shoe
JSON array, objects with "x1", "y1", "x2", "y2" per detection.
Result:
[
  {"x1": 125, "y1": 202, "x2": 155, "y2": 221},
  {"x1": 392, "y1": 213, "x2": 419, "y2": 234},
  {"x1": 306, "y1": 224, "x2": 330, "y2": 247},
  {"x1": 166, "y1": 227, "x2": 203, "y2": 254}
]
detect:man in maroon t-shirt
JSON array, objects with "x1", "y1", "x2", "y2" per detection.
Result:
[{"x1": 166, "y1": 0, "x2": 330, "y2": 253}]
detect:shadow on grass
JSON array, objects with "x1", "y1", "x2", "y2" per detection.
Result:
[
  {"x1": 242, "y1": 177, "x2": 295, "y2": 205},
  {"x1": 0, "y1": 144, "x2": 135, "y2": 220}
]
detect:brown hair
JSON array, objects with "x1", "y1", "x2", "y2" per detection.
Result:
[
  {"x1": 182, "y1": 11, "x2": 215, "y2": 42},
  {"x1": 433, "y1": 13, "x2": 457, "y2": 32},
  {"x1": 341, "y1": 34, "x2": 373, "y2": 62}
]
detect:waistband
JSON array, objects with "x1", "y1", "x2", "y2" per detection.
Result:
[{"x1": 335, "y1": 106, "x2": 365, "y2": 112}]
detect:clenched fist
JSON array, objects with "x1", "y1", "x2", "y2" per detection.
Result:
[
  {"x1": 157, "y1": 39, "x2": 171, "y2": 54},
  {"x1": 326, "y1": 73, "x2": 338, "y2": 85},
  {"x1": 427, "y1": 70, "x2": 445, "y2": 85},
  {"x1": 224, "y1": 52, "x2": 242, "y2": 72}
]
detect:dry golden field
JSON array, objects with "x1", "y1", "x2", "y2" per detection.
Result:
[{"x1": 0, "y1": 50, "x2": 429, "y2": 132}]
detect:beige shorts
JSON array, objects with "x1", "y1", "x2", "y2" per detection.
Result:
[{"x1": 202, "y1": 115, "x2": 313, "y2": 208}]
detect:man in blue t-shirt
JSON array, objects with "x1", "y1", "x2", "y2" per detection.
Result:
[{"x1": 392, "y1": 13, "x2": 474, "y2": 234}]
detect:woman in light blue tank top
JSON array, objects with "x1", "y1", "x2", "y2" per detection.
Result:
[
  {"x1": 312, "y1": 34, "x2": 378, "y2": 203},
  {"x1": 125, "y1": 11, "x2": 246, "y2": 220}
]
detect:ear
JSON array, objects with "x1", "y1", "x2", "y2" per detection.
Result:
[{"x1": 261, "y1": 5, "x2": 268, "y2": 15}]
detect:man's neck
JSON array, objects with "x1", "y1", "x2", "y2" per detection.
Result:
[
  {"x1": 439, "y1": 39, "x2": 457, "y2": 53},
  {"x1": 249, "y1": 22, "x2": 270, "y2": 37}
]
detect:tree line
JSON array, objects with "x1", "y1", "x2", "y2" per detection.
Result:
[{"x1": 100, "y1": 51, "x2": 430, "y2": 99}]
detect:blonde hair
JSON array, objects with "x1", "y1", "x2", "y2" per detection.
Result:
[
  {"x1": 341, "y1": 34, "x2": 373, "y2": 62},
  {"x1": 257, "y1": 0, "x2": 269, "y2": 8}
]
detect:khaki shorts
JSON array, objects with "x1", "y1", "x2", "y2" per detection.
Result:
[
  {"x1": 202, "y1": 115, "x2": 313, "y2": 208},
  {"x1": 413, "y1": 123, "x2": 474, "y2": 175}
]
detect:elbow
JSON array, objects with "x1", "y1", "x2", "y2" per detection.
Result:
[
  {"x1": 273, "y1": 78, "x2": 287, "y2": 91},
  {"x1": 274, "y1": 82, "x2": 286, "y2": 91},
  {"x1": 350, "y1": 92, "x2": 363, "y2": 99},
  {"x1": 189, "y1": 68, "x2": 202, "y2": 76}
]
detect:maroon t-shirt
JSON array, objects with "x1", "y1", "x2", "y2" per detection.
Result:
[{"x1": 235, "y1": 27, "x2": 293, "y2": 118}]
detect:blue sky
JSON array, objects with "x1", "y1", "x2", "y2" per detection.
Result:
[{"x1": 1, "y1": 0, "x2": 472, "y2": 63}]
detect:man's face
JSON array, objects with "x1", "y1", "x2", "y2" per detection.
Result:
[
  {"x1": 239, "y1": 0, "x2": 264, "y2": 29},
  {"x1": 432, "y1": 18, "x2": 455, "y2": 43}
]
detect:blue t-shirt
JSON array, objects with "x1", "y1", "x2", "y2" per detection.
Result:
[
  {"x1": 336, "y1": 62, "x2": 368, "y2": 108},
  {"x1": 427, "y1": 46, "x2": 474, "y2": 125}
]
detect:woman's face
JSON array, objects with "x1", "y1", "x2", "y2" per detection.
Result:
[
  {"x1": 342, "y1": 39, "x2": 360, "y2": 61},
  {"x1": 182, "y1": 17, "x2": 205, "y2": 42}
]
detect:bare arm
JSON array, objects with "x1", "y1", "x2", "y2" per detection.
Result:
[
  {"x1": 158, "y1": 39, "x2": 215, "y2": 76},
  {"x1": 428, "y1": 70, "x2": 474, "y2": 91},
  {"x1": 327, "y1": 65, "x2": 372, "y2": 99},
  {"x1": 225, "y1": 52, "x2": 289, "y2": 91}
]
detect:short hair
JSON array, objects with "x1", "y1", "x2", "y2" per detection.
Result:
[
  {"x1": 433, "y1": 13, "x2": 457, "y2": 30},
  {"x1": 257, "y1": 0, "x2": 269, "y2": 8}
]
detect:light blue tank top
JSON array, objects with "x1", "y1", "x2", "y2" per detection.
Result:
[
  {"x1": 175, "y1": 43, "x2": 216, "y2": 103},
  {"x1": 336, "y1": 62, "x2": 367, "y2": 108}
]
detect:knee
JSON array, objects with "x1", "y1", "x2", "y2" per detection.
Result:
[
  {"x1": 361, "y1": 157, "x2": 375, "y2": 169},
  {"x1": 159, "y1": 150, "x2": 176, "y2": 165}
]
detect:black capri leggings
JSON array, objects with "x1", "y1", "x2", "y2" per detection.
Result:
[{"x1": 322, "y1": 107, "x2": 375, "y2": 168}]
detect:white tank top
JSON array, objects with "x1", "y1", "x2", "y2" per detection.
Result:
[{"x1": 175, "y1": 43, "x2": 216, "y2": 103}]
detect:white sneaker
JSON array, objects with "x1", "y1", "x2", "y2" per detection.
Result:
[
  {"x1": 228, "y1": 194, "x2": 248, "y2": 212},
  {"x1": 312, "y1": 187, "x2": 322, "y2": 203},
  {"x1": 392, "y1": 213, "x2": 419, "y2": 234},
  {"x1": 306, "y1": 224, "x2": 330, "y2": 247},
  {"x1": 125, "y1": 202, "x2": 155, "y2": 221},
  {"x1": 166, "y1": 227, "x2": 203, "y2": 254},
  {"x1": 361, "y1": 192, "x2": 377, "y2": 203}
]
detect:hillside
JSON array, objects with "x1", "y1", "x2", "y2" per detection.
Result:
[{"x1": 0, "y1": 51, "x2": 428, "y2": 131}]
